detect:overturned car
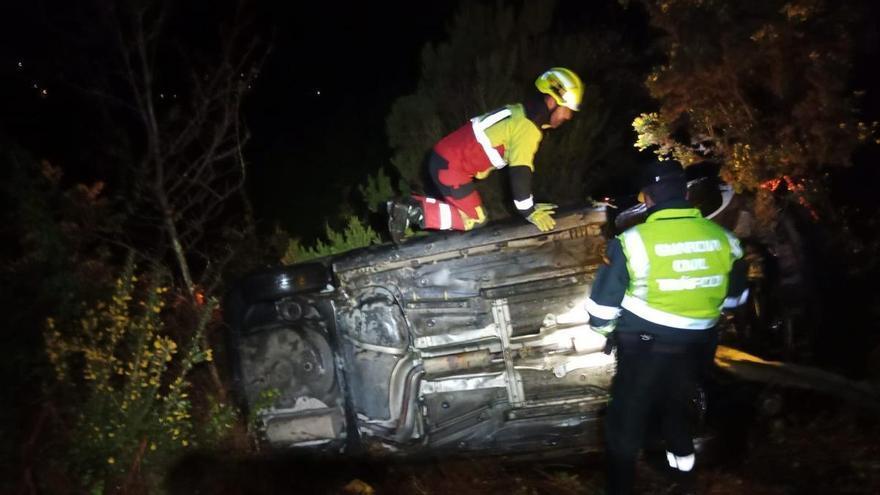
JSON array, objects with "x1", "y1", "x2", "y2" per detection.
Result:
[
  {"x1": 225, "y1": 207, "x2": 619, "y2": 456},
  {"x1": 224, "y1": 168, "x2": 815, "y2": 457}
]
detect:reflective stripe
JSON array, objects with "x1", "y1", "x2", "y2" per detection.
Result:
[
  {"x1": 555, "y1": 70, "x2": 574, "y2": 87},
  {"x1": 439, "y1": 203, "x2": 453, "y2": 229},
  {"x1": 666, "y1": 451, "x2": 695, "y2": 472},
  {"x1": 621, "y1": 295, "x2": 718, "y2": 330},
  {"x1": 726, "y1": 231, "x2": 743, "y2": 259},
  {"x1": 514, "y1": 195, "x2": 534, "y2": 211},
  {"x1": 586, "y1": 298, "x2": 621, "y2": 320},
  {"x1": 553, "y1": 72, "x2": 579, "y2": 109},
  {"x1": 471, "y1": 109, "x2": 511, "y2": 169},
  {"x1": 722, "y1": 288, "x2": 750, "y2": 309},
  {"x1": 425, "y1": 197, "x2": 437, "y2": 204},
  {"x1": 562, "y1": 90, "x2": 578, "y2": 109},
  {"x1": 621, "y1": 230, "x2": 650, "y2": 299}
]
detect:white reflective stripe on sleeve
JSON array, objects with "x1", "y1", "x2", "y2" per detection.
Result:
[
  {"x1": 514, "y1": 195, "x2": 534, "y2": 211},
  {"x1": 439, "y1": 203, "x2": 453, "y2": 230},
  {"x1": 726, "y1": 232, "x2": 743, "y2": 259},
  {"x1": 666, "y1": 451, "x2": 695, "y2": 472},
  {"x1": 621, "y1": 295, "x2": 718, "y2": 330},
  {"x1": 586, "y1": 298, "x2": 621, "y2": 320},
  {"x1": 722, "y1": 288, "x2": 750, "y2": 309},
  {"x1": 425, "y1": 197, "x2": 437, "y2": 204},
  {"x1": 621, "y1": 230, "x2": 650, "y2": 299},
  {"x1": 471, "y1": 109, "x2": 511, "y2": 169}
]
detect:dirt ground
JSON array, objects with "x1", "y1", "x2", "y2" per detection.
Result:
[{"x1": 166, "y1": 386, "x2": 880, "y2": 495}]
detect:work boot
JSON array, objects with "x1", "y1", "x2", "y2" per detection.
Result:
[{"x1": 386, "y1": 198, "x2": 424, "y2": 245}]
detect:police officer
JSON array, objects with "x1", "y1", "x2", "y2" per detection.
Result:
[
  {"x1": 386, "y1": 67, "x2": 584, "y2": 244},
  {"x1": 586, "y1": 160, "x2": 749, "y2": 495}
]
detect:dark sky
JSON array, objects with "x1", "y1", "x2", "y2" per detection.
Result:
[
  {"x1": 244, "y1": 1, "x2": 461, "y2": 236},
  {"x1": 0, "y1": 0, "x2": 462, "y2": 238}
]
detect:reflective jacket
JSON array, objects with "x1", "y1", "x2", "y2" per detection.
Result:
[
  {"x1": 433, "y1": 103, "x2": 543, "y2": 177},
  {"x1": 433, "y1": 104, "x2": 543, "y2": 215},
  {"x1": 587, "y1": 201, "x2": 749, "y2": 343}
]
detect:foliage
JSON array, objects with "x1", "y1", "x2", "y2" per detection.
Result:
[
  {"x1": 43, "y1": 260, "x2": 233, "y2": 492},
  {"x1": 2, "y1": 154, "x2": 119, "y2": 300},
  {"x1": 282, "y1": 162, "x2": 396, "y2": 256},
  {"x1": 248, "y1": 388, "x2": 282, "y2": 431},
  {"x1": 110, "y1": 1, "x2": 265, "y2": 295},
  {"x1": 282, "y1": 215, "x2": 383, "y2": 264},
  {"x1": 633, "y1": 0, "x2": 878, "y2": 194},
  {"x1": 26, "y1": 0, "x2": 267, "y2": 297},
  {"x1": 0, "y1": 148, "x2": 129, "y2": 491},
  {"x1": 386, "y1": 0, "x2": 650, "y2": 218},
  {"x1": 3, "y1": 3, "x2": 271, "y2": 492},
  {"x1": 358, "y1": 167, "x2": 398, "y2": 213},
  {"x1": 200, "y1": 395, "x2": 241, "y2": 449}
]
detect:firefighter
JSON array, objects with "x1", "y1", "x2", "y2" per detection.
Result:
[
  {"x1": 586, "y1": 160, "x2": 749, "y2": 495},
  {"x1": 386, "y1": 67, "x2": 584, "y2": 244}
]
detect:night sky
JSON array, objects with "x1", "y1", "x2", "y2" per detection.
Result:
[
  {"x1": 244, "y1": 1, "x2": 461, "y2": 237},
  {"x1": 0, "y1": 0, "x2": 463, "y2": 238},
  {"x1": 0, "y1": 0, "x2": 657, "y2": 240}
]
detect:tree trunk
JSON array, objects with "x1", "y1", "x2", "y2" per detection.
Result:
[{"x1": 715, "y1": 345, "x2": 880, "y2": 411}]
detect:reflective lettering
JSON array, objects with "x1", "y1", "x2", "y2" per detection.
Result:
[
  {"x1": 657, "y1": 275, "x2": 724, "y2": 291},
  {"x1": 672, "y1": 258, "x2": 708, "y2": 272},
  {"x1": 654, "y1": 240, "x2": 722, "y2": 257}
]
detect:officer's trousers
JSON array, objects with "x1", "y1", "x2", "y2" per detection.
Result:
[{"x1": 604, "y1": 333, "x2": 716, "y2": 495}]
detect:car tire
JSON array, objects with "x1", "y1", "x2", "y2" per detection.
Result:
[{"x1": 239, "y1": 263, "x2": 332, "y2": 304}]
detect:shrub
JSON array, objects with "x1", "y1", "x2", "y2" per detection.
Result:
[
  {"x1": 282, "y1": 215, "x2": 382, "y2": 264},
  {"x1": 43, "y1": 260, "x2": 231, "y2": 492}
]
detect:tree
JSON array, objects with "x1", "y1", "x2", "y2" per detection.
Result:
[
  {"x1": 0, "y1": 145, "x2": 121, "y2": 494},
  {"x1": 633, "y1": 0, "x2": 877, "y2": 205},
  {"x1": 45, "y1": 0, "x2": 273, "y2": 404},
  {"x1": 0, "y1": 5, "x2": 272, "y2": 490},
  {"x1": 386, "y1": 0, "x2": 652, "y2": 220},
  {"x1": 105, "y1": 1, "x2": 268, "y2": 297}
]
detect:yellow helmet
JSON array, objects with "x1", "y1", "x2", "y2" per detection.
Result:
[{"x1": 535, "y1": 67, "x2": 584, "y2": 111}]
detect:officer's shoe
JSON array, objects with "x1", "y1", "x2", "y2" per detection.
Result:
[{"x1": 387, "y1": 199, "x2": 424, "y2": 245}]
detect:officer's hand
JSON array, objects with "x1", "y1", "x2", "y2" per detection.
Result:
[
  {"x1": 526, "y1": 208, "x2": 556, "y2": 232},
  {"x1": 534, "y1": 202, "x2": 558, "y2": 212}
]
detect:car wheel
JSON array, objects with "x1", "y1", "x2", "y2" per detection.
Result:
[{"x1": 239, "y1": 263, "x2": 332, "y2": 304}]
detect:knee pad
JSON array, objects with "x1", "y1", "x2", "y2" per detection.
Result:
[{"x1": 461, "y1": 206, "x2": 488, "y2": 231}]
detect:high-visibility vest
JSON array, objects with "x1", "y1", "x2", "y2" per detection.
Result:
[
  {"x1": 470, "y1": 107, "x2": 513, "y2": 169},
  {"x1": 433, "y1": 104, "x2": 542, "y2": 178},
  {"x1": 619, "y1": 208, "x2": 743, "y2": 330}
]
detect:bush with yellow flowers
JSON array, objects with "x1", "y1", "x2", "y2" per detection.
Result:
[{"x1": 44, "y1": 260, "x2": 234, "y2": 493}]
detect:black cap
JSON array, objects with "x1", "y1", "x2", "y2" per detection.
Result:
[{"x1": 639, "y1": 160, "x2": 687, "y2": 202}]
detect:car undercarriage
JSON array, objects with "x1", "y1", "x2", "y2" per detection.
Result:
[{"x1": 226, "y1": 208, "x2": 617, "y2": 455}]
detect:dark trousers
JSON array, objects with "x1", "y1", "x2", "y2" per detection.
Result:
[{"x1": 604, "y1": 333, "x2": 715, "y2": 495}]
